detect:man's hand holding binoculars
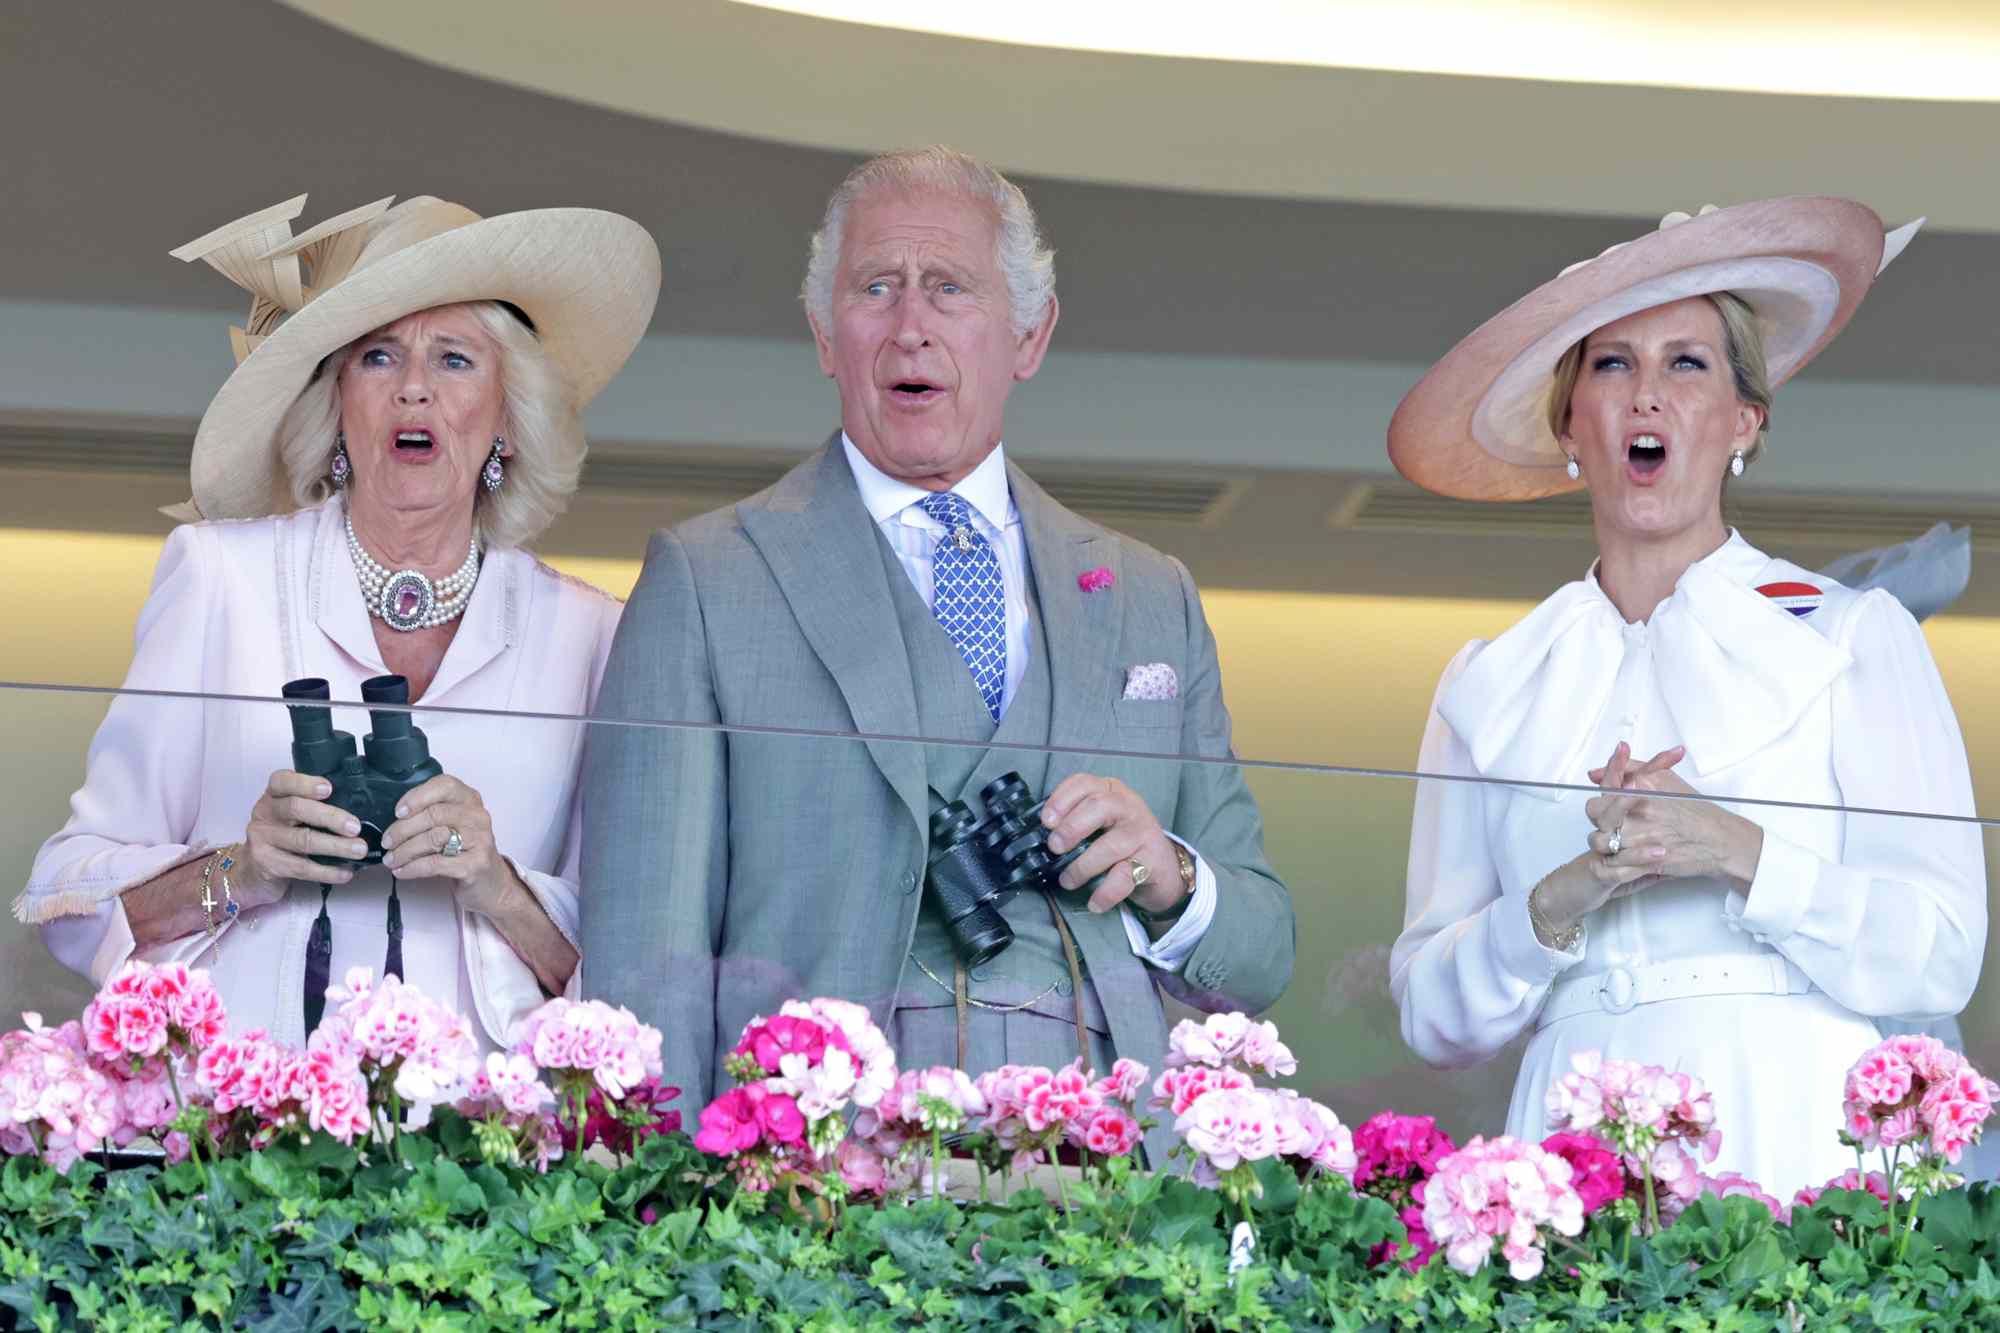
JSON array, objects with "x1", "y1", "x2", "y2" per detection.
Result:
[{"x1": 1040, "y1": 773, "x2": 1192, "y2": 923}]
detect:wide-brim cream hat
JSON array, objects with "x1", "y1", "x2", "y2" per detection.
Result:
[
  {"x1": 167, "y1": 193, "x2": 661, "y2": 521},
  {"x1": 1387, "y1": 196, "x2": 1920, "y2": 501}
]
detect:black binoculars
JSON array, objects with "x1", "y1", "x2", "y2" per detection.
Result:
[
  {"x1": 924, "y1": 772, "x2": 1102, "y2": 969},
  {"x1": 281, "y1": 676, "x2": 444, "y2": 867}
]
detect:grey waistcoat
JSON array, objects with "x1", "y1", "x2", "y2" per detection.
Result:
[{"x1": 876, "y1": 528, "x2": 1111, "y2": 1055}]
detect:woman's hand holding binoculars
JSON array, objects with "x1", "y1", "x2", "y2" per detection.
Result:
[{"x1": 239, "y1": 769, "x2": 367, "y2": 899}]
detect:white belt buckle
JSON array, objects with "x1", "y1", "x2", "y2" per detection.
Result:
[{"x1": 1597, "y1": 964, "x2": 1638, "y2": 1015}]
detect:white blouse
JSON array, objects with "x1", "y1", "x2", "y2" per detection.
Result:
[
  {"x1": 18, "y1": 497, "x2": 620, "y2": 1051},
  {"x1": 1392, "y1": 532, "x2": 1986, "y2": 1196}
]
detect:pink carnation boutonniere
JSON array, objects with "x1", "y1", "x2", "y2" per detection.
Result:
[{"x1": 1078, "y1": 566, "x2": 1115, "y2": 593}]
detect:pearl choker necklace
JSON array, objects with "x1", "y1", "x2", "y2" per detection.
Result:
[{"x1": 345, "y1": 514, "x2": 481, "y2": 632}]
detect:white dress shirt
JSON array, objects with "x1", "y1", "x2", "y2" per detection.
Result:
[{"x1": 840, "y1": 434, "x2": 1216, "y2": 971}]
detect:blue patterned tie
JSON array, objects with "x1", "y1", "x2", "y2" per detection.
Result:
[{"x1": 919, "y1": 492, "x2": 1007, "y2": 721}]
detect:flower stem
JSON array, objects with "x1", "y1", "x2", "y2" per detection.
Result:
[
  {"x1": 1892, "y1": 1148, "x2": 1922, "y2": 1262},
  {"x1": 164, "y1": 1059, "x2": 223, "y2": 1233},
  {"x1": 1883, "y1": 1147, "x2": 1900, "y2": 1248}
]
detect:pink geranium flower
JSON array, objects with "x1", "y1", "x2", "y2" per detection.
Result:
[
  {"x1": 1150, "y1": 1064, "x2": 1253, "y2": 1117},
  {"x1": 1842, "y1": 1035, "x2": 1998, "y2": 1165},
  {"x1": 1175, "y1": 1087, "x2": 1278, "y2": 1173},
  {"x1": 1422, "y1": 1135, "x2": 1584, "y2": 1281},
  {"x1": 1080, "y1": 1106, "x2": 1142, "y2": 1157},
  {"x1": 1094, "y1": 1057, "x2": 1150, "y2": 1104},
  {"x1": 693, "y1": 1087, "x2": 764, "y2": 1156},
  {"x1": 1792, "y1": 1168, "x2": 1894, "y2": 1212}
]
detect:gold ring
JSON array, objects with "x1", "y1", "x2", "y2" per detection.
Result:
[{"x1": 1127, "y1": 858, "x2": 1152, "y2": 888}]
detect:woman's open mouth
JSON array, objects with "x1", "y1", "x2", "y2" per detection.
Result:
[
  {"x1": 1626, "y1": 433, "x2": 1667, "y2": 482},
  {"x1": 392, "y1": 429, "x2": 436, "y2": 458}
]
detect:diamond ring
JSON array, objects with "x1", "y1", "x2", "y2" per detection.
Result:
[
  {"x1": 440, "y1": 827, "x2": 465, "y2": 858},
  {"x1": 1604, "y1": 826, "x2": 1624, "y2": 858}
]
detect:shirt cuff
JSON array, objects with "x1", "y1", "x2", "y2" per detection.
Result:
[
  {"x1": 1121, "y1": 835, "x2": 1216, "y2": 973},
  {"x1": 1726, "y1": 829, "x2": 1819, "y2": 945},
  {"x1": 89, "y1": 896, "x2": 142, "y2": 984}
]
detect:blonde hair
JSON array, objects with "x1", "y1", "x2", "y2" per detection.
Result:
[
  {"x1": 1545, "y1": 291, "x2": 1773, "y2": 465},
  {"x1": 802, "y1": 145, "x2": 1057, "y2": 338},
  {"x1": 274, "y1": 301, "x2": 582, "y2": 549}
]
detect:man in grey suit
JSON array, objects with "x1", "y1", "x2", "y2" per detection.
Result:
[{"x1": 582, "y1": 147, "x2": 1294, "y2": 1143}]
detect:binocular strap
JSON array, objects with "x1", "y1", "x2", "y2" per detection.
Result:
[
  {"x1": 383, "y1": 878, "x2": 404, "y2": 986},
  {"x1": 946, "y1": 892, "x2": 1091, "y2": 1074},
  {"x1": 304, "y1": 885, "x2": 333, "y2": 1036},
  {"x1": 1042, "y1": 893, "x2": 1091, "y2": 1074},
  {"x1": 301, "y1": 876, "x2": 408, "y2": 1036}
]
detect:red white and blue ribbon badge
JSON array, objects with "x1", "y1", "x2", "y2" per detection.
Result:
[{"x1": 1756, "y1": 581, "x2": 1824, "y2": 618}]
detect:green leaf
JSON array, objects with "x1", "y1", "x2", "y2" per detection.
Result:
[{"x1": 1134, "y1": 1178, "x2": 1224, "y2": 1250}]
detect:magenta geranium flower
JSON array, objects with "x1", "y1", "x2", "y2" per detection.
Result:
[{"x1": 1540, "y1": 1130, "x2": 1626, "y2": 1214}]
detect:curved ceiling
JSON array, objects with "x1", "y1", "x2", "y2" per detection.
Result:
[
  {"x1": 280, "y1": 0, "x2": 2000, "y2": 232},
  {"x1": 746, "y1": 0, "x2": 2000, "y2": 102}
]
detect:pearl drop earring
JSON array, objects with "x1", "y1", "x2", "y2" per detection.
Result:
[
  {"x1": 1730, "y1": 450, "x2": 1746, "y2": 477},
  {"x1": 1565, "y1": 454, "x2": 1581, "y2": 481}
]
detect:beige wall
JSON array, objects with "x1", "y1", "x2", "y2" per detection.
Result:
[{"x1": 4, "y1": 531, "x2": 1994, "y2": 1136}]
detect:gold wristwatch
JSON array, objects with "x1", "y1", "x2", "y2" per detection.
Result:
[{"x1": 1132, "y1": 842, "x2": 1198, "y2": 927}]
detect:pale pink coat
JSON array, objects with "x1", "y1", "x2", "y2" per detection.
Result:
[{"x1": 18, "y1": 496, "x2": 620, "y2": 1050}]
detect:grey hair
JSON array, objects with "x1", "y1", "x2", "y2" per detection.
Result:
[
  {"x1": 274, "y1": 301, "x2": 583, "y2": 549},
  {"x1": 801, "y1": 145, "x2": 1056, "y2": 337}
]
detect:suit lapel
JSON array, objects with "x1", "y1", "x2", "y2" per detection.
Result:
[
  {"x1": 1012, "y1": 464, "x2": 1122, "y2": 762},
  {"x1": 1013, "y1": 465, "x2": 1174, "y2": 1113},
  {"x1": 738, "y1": 439, "x2": 927, "y2": 835}
]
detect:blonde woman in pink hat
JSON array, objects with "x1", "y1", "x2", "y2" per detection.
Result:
[
  {"x1": 18, "y1": 194, "x2": 660, "y2": 1049},
  {"x1": 1387, "y1": 199, "x2": 1985, "y2": 1197}
]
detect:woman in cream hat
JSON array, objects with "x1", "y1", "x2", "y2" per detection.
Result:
[
  {"x1": 1387, "y1": 198, "x2": 1986, "y2": 1197},
  {"x1": 20, "y1": 193, "x2": 660, "y2": 1049}
]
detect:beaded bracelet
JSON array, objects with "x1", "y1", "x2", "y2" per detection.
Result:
[{"x1": 198, "y1": 845, "x2": 242, "y2": 939}]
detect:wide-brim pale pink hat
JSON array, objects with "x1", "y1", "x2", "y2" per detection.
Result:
[
  {"x1": 166, "y1": 193, "x2": 661, "y2": 521},
  {"x1": 1387, "y1": 196, "x2": 1920, "y2": 501}
]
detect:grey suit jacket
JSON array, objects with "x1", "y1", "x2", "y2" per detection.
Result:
[{"x1": 580, "y1": 439, "x2": 1295, "y2": 1116}]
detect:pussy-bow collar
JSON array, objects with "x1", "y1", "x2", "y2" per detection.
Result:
[{"x1": 1438, "y1": 532, "x2": 1852, "y2": 797}]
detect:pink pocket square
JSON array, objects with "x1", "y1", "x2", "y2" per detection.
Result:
[{"x1": 1122, "y1": 663, "x2": 1178, "y2": 701}]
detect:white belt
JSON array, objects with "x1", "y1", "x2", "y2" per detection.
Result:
[{"x1": 1539, "y1": 954, "x2": 1816, "y2": 1028}]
